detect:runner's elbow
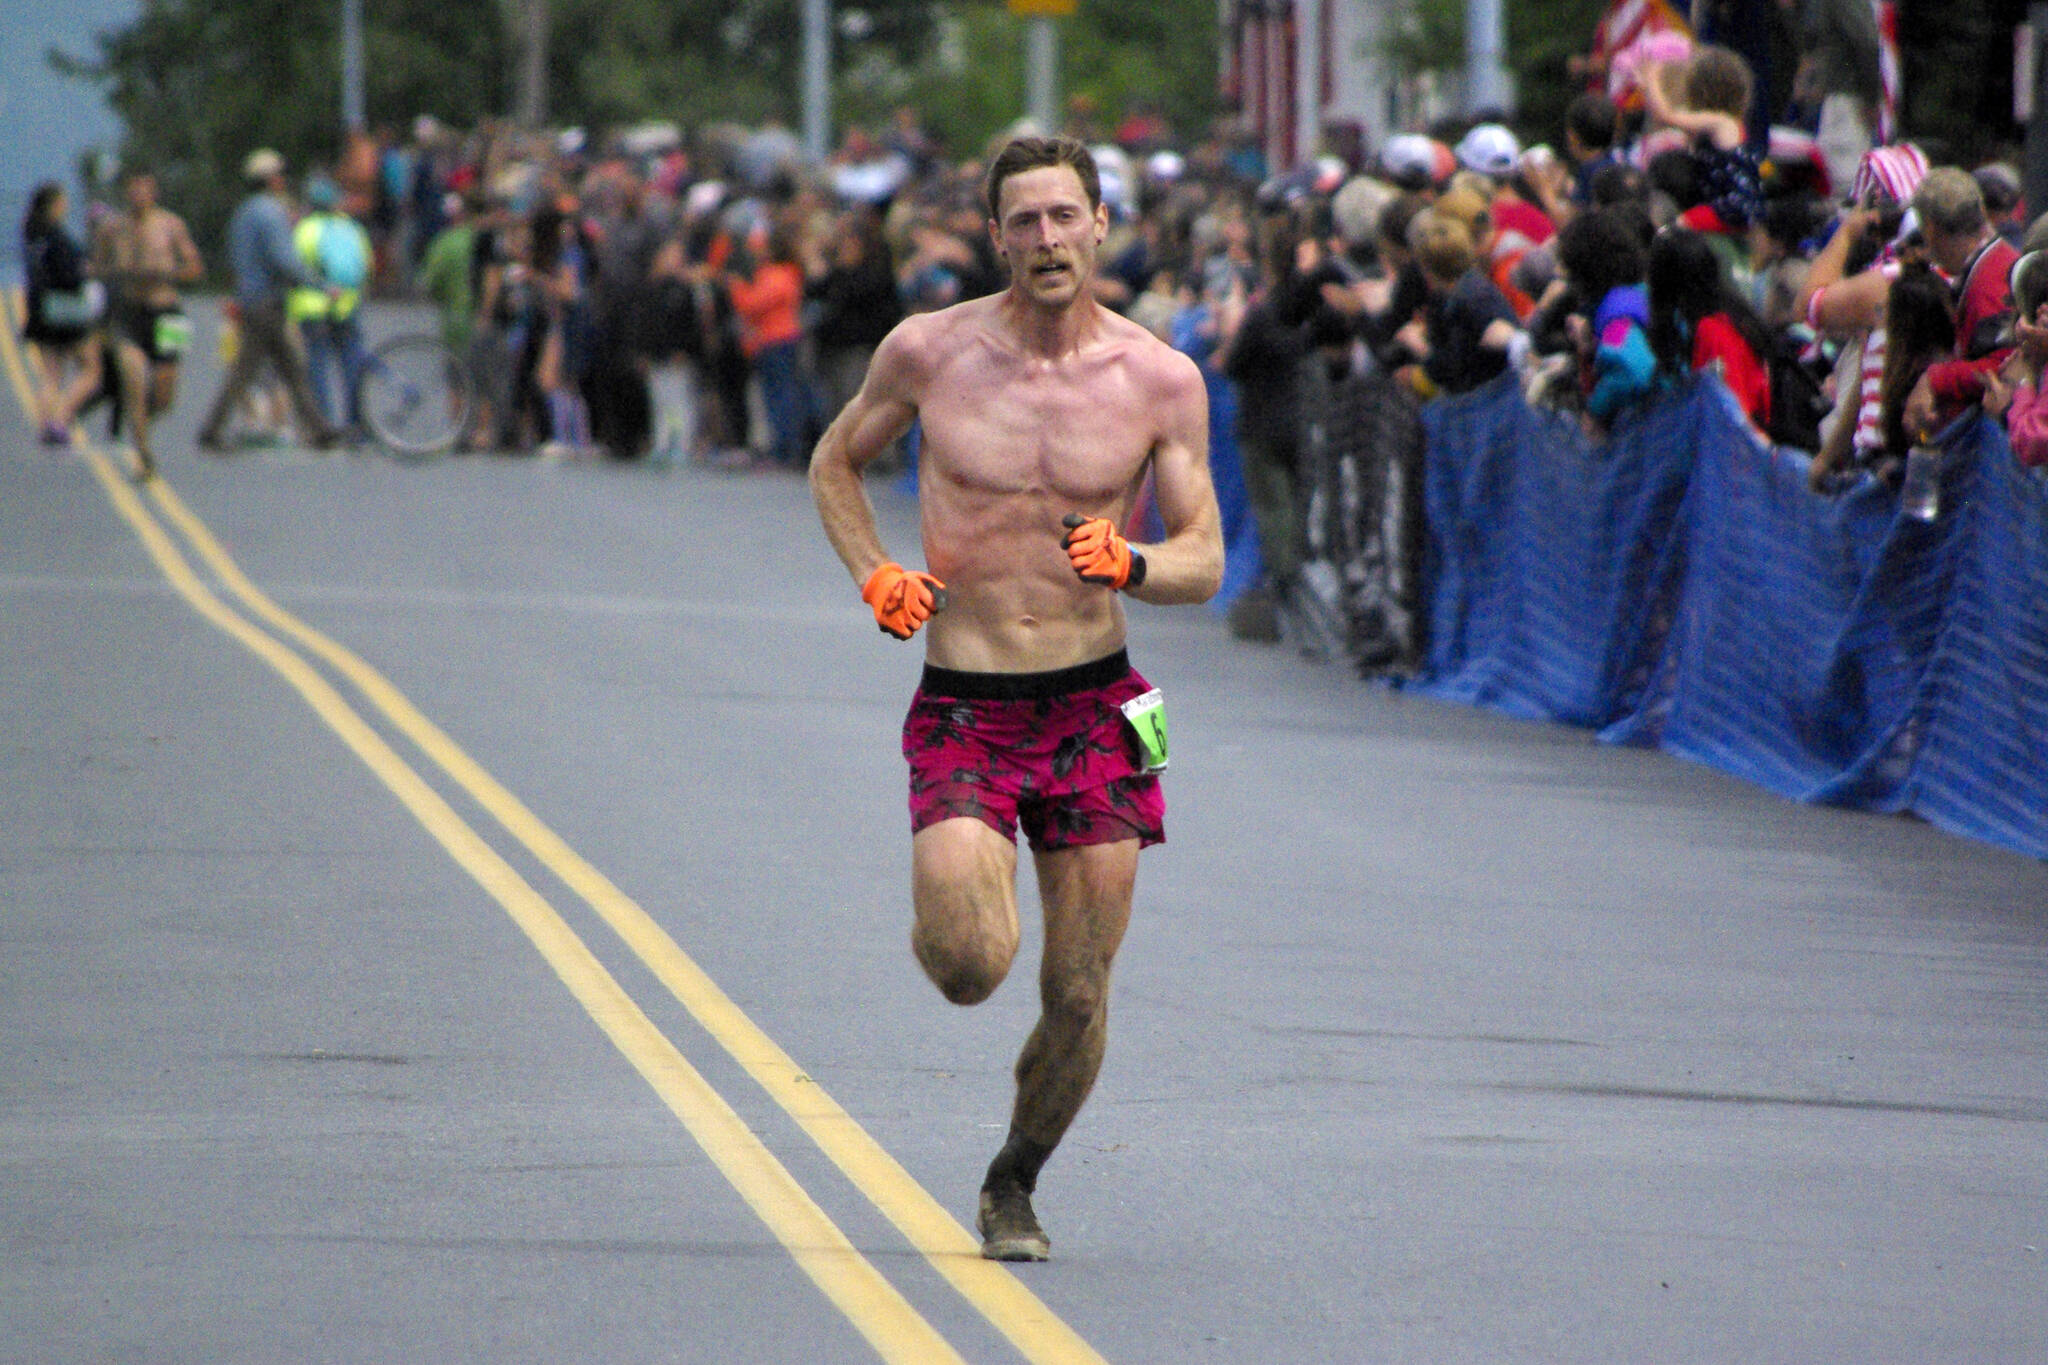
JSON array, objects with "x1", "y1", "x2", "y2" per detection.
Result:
[{"x1": 1195, "y1": 547, "x2": 1225, "y2": 603}]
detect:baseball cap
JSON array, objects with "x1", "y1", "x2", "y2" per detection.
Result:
[
  {"x1": 1380, "y1": 134, "x2": 1446, "y2": 191},
  {"x1": 1455, "y1": 123, "x2": 1521, "y2": 178},
  {"x1": 244, "y1": 148, "x2": 286, "y2": 181}
]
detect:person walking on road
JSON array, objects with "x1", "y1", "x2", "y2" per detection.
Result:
[
  {"x1": 809, "y1": 135, "x2": 1223, "y2": 1262},
  {"x1": 197, "y1": 149, "x2": 342, "y2": 455},
  {"x1": 19, "y1": 181, "x2": 103, "y2": 446},
  {"x1": 290, "y1": 173, "x2": 374, "y2": 438},
  {"x1": 91, "y1": 167, "x2": 203, "y2": 479}
]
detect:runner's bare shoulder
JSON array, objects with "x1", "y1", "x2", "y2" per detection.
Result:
[
  {"x1": 1101, "y1": 305, "x2": 1205, "y2": 407},
  {"x1": 870, "y1": 306, "x2": 962, "y2": 392},
  {"x1": 869, "y1": 298, "x2": 1003, "y2": 395}
]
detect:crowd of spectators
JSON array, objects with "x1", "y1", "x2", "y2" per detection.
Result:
[
  {"x1": 343, "y1": 108, "x2": 1274, "y2": 465},
  {"x1": 20, "y1": 15, "x2": 2044, "y2": 640}
]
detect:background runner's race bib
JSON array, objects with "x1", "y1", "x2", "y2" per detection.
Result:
[{"x1": 153, "y1": 312, "x2": 191, "y2": 359}]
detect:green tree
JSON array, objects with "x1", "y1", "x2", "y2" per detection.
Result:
[
  {"x1": 53, "y1": 0, "x2": 1223, "y2": 251},
  {"x1": 53, "y1": 0, "x2": 509, "y2": 254},
  {"x1": 837, "y1": 0, "x2": 1223, "y2": 161},
  {"x1": 1378, "y1": 0, "x2": 1611, "y2": 147}
]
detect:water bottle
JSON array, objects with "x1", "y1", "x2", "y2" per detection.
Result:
[{"x1": 1900, "y1": 443, "x2": 1941, "y2": 522}]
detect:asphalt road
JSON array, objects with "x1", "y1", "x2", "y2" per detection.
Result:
[{"x1": 5, "y1": 303, "x2": 2046, "y2": 1363}]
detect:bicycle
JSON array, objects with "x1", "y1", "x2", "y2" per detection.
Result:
[{"x1": 354, "y1": 331, "x2": 473, "y2": 459}]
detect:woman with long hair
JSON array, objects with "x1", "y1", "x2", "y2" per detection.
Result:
[
  {"x1": 530, "y1": 200, "x2": 595, "y2": 455},
  {"x1": 1646, "y1": 226, "x2": 1773, "y2": 429},
  {"x1": 19, "y1": 182, "x2": 102, "y2": 444},
  {"x1": 1877, "y1": 263, "x2": 1958, "y2": 467}
]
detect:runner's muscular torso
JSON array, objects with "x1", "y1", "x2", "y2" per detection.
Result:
[{"x1": 818, "y1": 293, "x2": 1211, "y2": 674}]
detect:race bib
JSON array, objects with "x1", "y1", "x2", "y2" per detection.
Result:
[
  {"x1": 1120, "y1": 688, "x2": 1169, "y2": 774},
  {"x1": 153, "y1": 311, "x2": 191, "y2": 359}
]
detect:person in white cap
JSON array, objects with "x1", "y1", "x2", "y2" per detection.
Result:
[
  {"x1": 197, "y1": 150, "x2": 343, "y2": 454},
  {"x1": 1379, "y1": 133, "x2": 1448, "y2": 194},
  {"x1": 1454, "y1": 123, "x2": 1521, "y2": 180}
]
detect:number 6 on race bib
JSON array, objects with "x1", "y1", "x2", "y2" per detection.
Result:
[{"x1": 1120, "y1": 688, "x2": 1169, "y2": 774}]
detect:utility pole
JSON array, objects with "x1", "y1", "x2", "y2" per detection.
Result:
[
  {"x1": 1026, "y1": 19, "x2": 1059, "y2": 133},
  {"x1": 341, "y1": 0, "x2": 366, "y2": 134},
  {"x1": 1465, "y1": 0, "x2": 1509, "y2": 115},
  {"x1": 803, "y1": 0, "x2": 831, "y2": 162},
  {"x1": 1296, "y1": 0, "x2": 1321, "y2": 164},
  {"x1": 1009, "y1": 0, "x2": 1071, "y2": 134},
  {"x1": 517, "y1": 0, "x2": 549, "y2": 127},
  {"x1": 2029, "y1": 8, "x2": 2048, "y2": 234}
]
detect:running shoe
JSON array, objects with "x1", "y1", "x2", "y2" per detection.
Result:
[{"x1": 977, "y1": 1186, "x2": 1050, "y2": 1262}]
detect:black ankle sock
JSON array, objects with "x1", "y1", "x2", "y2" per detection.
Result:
[{"x1": 982, "y1": 1132, "x2": 1055, "y2": 1196}]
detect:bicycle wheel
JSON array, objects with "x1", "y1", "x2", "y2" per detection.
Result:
[{"x1": 357, "y1": 334, "x2": 471, "y2": 459}]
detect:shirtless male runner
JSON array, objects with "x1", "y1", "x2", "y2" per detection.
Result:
[
  {"x1": 91, "y1": 168, "x2": 204, "y2": 479},
  {"x1": 809, "y1": 136, "x2": 1223, "y2": 1261}
]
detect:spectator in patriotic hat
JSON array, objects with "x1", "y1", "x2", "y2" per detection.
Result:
[
  {"x1": 1847, "y1": 142, "x2": 1928, "y2": 212},
  {"x1": 1799, "y1": 142, "x2": 1931, "y2": 489}
]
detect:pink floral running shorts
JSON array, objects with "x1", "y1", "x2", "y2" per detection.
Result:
[{"x1": 902, "y1": 649, "x2": 1166, "y2": 851}]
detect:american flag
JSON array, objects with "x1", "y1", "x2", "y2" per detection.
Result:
[
  {"x1": 1874, "y1": 0, "x2": 1900, "y2": 144},
  {"x1": 1590, "y1": 0, "x2": 1690, "y2": 75}
]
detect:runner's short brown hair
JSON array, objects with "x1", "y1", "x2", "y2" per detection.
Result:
[{"x1": 984, "y1": 136, "x2": 1101, "y2": 221}]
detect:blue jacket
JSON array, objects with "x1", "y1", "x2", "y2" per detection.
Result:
[
  {"x1": 225, "y1": 192, "x2": 320, "y2": 307},
  {"x1": 1587, "y1": 284, "x2": 1656, "y2": 423}
]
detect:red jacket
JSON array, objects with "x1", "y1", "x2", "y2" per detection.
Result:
[
  {"x1": 1693, "y1": 313, "x2": 1770, "y2": 428},
  {"x1": 726, "y1": 260, "x2": 804, "y2": 357},
  {"x1": 1925, "y1": 235, "x2": 2019, "y2": 407}
]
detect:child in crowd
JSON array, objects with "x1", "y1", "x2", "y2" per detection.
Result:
[
  {"x1": 1982, "y1": 250, "x2": 2048, "y2": 467},
  {"x1": 1393, "y1": 208, "x2": 1519, "y2": 399},
  {"x1": 1647, "y1": 228, "x2": 1773, "y2": 431},
  {"x1": 1432, "y1": 178, "x2": 1539, "y2": 320},
  {"x1": 1750, "y1": 194, "x2": 1828, "y2": 333},
  {"x1": 1562, "y1": 92, "x2": 1623, "y2": 212},
  {"x1": 1642, "y1": 46, "x2": 1764, "y2": 240},
  {"x1": 1555, "y1": 206, "x2": 1654, "y2": 429}
]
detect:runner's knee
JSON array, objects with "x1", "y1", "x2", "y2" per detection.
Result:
[
  {"x1": 913, "y1": 921, "x2": 1014, "y2": 1005},
  {"x1": 1038, "y1": 969, "x2": 1106, "y2": 1029}
]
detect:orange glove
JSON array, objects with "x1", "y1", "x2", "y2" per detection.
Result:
[
  {"x1": 1060, "y1": 513, "x2": 1146, "y2": 590},
  {"x1": 860, "y1": 562, "x2": 946, "y2": 640}
]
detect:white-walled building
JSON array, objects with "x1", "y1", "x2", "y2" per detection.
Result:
[{"x1": 1222, "y1": 0, "x2": 1481, "y2": 172}]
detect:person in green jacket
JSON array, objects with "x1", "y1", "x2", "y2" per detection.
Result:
[{"x1": 415, "y1": 192, "x2": 477, "y2": 356}]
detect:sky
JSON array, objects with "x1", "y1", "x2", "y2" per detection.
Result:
[{"x1": 0, "y1": 0, "x2": 138, "y2": 277}]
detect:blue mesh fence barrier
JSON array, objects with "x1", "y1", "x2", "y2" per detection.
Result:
[
  {"x1": 1199, "y1": 356, "x2": 1264, "y2": 608},
  {"x1": 1410, "y1": 374, "x2": 2048, "y2": 860}
]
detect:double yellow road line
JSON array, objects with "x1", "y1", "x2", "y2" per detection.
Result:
[{"x1": 1, "y1": 297, "x2": 1108, "y2": 1365}]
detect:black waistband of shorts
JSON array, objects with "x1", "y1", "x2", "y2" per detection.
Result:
[{"x1": 918, "y1": 649, "x2": 1131, "y2": 701}]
